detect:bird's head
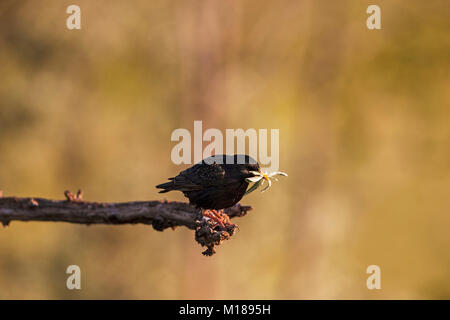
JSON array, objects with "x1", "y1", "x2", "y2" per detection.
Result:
[{"x1": 235, "y1": 155, "x2": 270, "y2": 183}]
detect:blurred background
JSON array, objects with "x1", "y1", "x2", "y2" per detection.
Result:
[{"x1": 0, "y1": 0, "x2": 449, "y2": 299}]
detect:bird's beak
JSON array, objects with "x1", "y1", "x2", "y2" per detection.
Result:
[
  {"x1": 249, "y1": 170, "x2": 269, "y2": 181},
  {"x1": 247, "y1": 170, "x2": 265, "y2": 182}
]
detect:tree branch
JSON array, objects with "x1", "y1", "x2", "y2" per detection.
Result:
[{"x1": 0, "y1": 190, "x2": 252, "y2": 256}]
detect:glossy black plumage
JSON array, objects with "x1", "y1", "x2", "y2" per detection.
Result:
[{"x1": 156, "y1": 154, "x2": 260, "y2": 210}]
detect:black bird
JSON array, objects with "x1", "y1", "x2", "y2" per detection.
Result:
[{"x1": 156, "y1": 154, "x2": 268, "y2": 227}]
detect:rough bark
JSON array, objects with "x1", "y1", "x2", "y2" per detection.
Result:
[{"x1": 0, "y1": 190, "x2": 252, "y2": 256}]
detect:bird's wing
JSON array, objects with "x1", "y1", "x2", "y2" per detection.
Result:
[
  {"x1": 178, "y1": 162, "x2": 226, "y2": 188},
  {"x1": 156, "y1": 162, "x2": 236, "y2": 193}
]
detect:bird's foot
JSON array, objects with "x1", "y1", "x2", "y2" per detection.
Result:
[
  {"x1": 202, "y1": 210, "x2": 226, "y2": 229},
  {"x1": 197, "y1": 209, "x2": 238, "y2": 256},
  {"x1": 202, "y1": 209, "x2": 236, "y2": 231},
  {"x1": 214, "y1": 209, "x2": 234, "y2": 225}
]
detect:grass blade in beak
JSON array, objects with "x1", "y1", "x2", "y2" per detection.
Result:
[
  {"x1": 245, "y1": 179, "x2": 263, "y2": 195},
  {"x1": 261, "y1": 178, "x2": 272, "y2": 193}
]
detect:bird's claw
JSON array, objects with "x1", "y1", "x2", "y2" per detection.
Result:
[{"x1": 202, "y1": 209, "x2": 236, "y2": 232}]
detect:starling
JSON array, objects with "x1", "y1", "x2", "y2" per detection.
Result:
[{"x1": 156, "y1": 154, "x2": 268, "y2": 227}]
